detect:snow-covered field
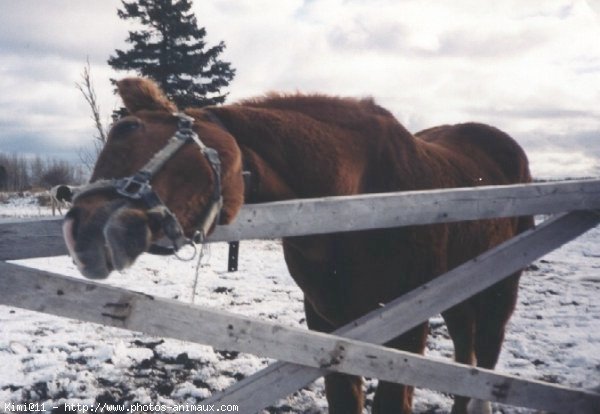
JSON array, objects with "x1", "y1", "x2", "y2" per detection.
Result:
[{"x1": 0, "y1": 192, "x2": 599, "y2": 413}]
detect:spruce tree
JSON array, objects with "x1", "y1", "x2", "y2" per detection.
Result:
[{"x1": 109, "y1": 0, "x2": 235, "y2": 108}]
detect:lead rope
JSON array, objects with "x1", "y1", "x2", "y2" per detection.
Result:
[{"x1": 190, "y1": 242, "x2": 210, "y2": 304}]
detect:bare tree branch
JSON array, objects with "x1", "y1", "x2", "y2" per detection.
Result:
[{"x1": 76, "y1": 58, "x2": 108, "y2": 173}]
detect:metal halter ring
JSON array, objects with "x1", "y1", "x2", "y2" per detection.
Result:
[{"x1": 173, "y1": 239, "x2": 198, "y2": 261}]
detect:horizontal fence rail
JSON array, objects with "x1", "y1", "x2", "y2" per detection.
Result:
[
  {"x1": 1, "y1": 211, "x2": 599, "y2": 413},
  {"x1": 1, "y1": 179, "x2": 599, "y2": 413},
  {"x1": 0, "y1": 217, "x2": 64, "y2": 260},
  {"x1": 211, "y1": 178, "x2": 600, "y2": 241},
  {"x1": 1, "y1": 179, "x2": 599, "y2": 261}
]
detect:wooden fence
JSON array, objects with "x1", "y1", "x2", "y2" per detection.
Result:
[{"x1": 1, "y1": 178, "x2": 599, "y2": 413}]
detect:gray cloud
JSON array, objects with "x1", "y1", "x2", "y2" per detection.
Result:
[
  {"x1": 436, "y1": 28, "x2": 549, "y2": 58},
  {"x1": 0, "y1": 0, "x2": 598, "y2": 180},
  {"x1": 0, "y1": 2, "x2": 125, "y2": 63},
  {"x1": 327, "y1": 20, "x2": 410, "y2": 52},
  {"x1": 0, "y1": 1, "x2": 125, "y2": 162},
  {"x1": 518, "y1": 129, "x2": 600, "y2": 151},
  {"x1": 1, "y1": 55, "x2": 74, "y2": 86},
  {"x1": 468, "y1": 107, "x2": 597, "y2": 120},
  {"x1": 0, "y1": 129, "x2": 87, "y2": 162},
  {"x1": 517, "y1": 129, "x2": 600, "y2": 179}
]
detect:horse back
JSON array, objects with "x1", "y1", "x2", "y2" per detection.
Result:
[{"x1": 415, "y1": 122, "x2": 531, "y2": 186}]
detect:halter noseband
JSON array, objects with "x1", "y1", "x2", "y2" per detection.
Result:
[{"x1": 73, "y1": 112, "x2": 223, "y2": 256}]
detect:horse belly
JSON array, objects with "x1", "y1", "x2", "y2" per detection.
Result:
[{"x1": 283, "y1": 227, "x2": 449, "y2": 326}]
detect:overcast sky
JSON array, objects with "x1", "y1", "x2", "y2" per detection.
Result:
[{"x1": 1, "y1": 0, "x2": 599, "y2": 178}]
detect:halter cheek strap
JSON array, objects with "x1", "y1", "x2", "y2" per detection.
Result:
[{"x1": 73, "y1": 112, "x2": 223, "y2": 256}]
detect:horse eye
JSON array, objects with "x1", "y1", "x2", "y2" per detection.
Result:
[{"x1": 111, "y1": 119, "x2": 141, "y2": 138}]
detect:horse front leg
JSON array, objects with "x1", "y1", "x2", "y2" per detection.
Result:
[
  {"x1": 371, "y1": 323, "x2": 428, "y2": 414},
  {"x1": 283, "y1": 237, "x2": 365, "y2": 413},
  {"x1": 304, "y1": 298, "x2": 364, "y2": 414}
]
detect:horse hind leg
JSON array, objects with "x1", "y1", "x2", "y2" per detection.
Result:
[
  {"x1": 468, "y1": 273, "x2": 521, "y2": 414},
  {"x1": 371, "y1": 323, "x2": 428, "y2": 414},
  {"x1": 443, "y1": 305, "x2": 476, "y2": 414}
]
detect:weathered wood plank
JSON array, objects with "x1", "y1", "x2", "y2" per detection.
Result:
[
  {"x1": 204, "y1": 210, "x2": 600, "y2": 413},
  {"x1": 210, "y1": 179, "x2": 600, "y2": 241},
  {"x1": 0, "y1": 254, "x2": 598, "y2": 413},
  {"x1": 2, "y1": 179, "x2": 599, "y2": 260},
  {"x1": 0, "y1": 217, "x2": 66, "y2": 260}
]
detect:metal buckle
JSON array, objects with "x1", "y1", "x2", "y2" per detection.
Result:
[
  {"x1": 174, "y1": 113, "x2": 195, "y2": 142},
  {"x1": 115, "y1": 173, "x2": 152, "y2": 200}
]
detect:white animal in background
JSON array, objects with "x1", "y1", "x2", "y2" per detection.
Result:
[{"x1": 50, "y1": 184, "x2": 76, "y2": 216}]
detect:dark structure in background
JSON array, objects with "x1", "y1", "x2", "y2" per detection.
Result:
[{"x1": 0, "y1": 165, "x2": 6, "y2": 191}]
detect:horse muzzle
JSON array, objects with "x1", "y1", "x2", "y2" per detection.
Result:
[{"x1": 63, "y1": 200, "x2": 153, "y2": 279}]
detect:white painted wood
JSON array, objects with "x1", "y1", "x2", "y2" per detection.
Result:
[
  {"x1": 2, "y1": 179, "x2": 599, "y2": 260},
  {"x1": 203, "y1": 211, "x2": 600, "y2": 413},
  {"x1": 0, "y1": 257, "x2": 598, "y2": 413}
]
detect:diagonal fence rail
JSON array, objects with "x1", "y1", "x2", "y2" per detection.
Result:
[
  {"x1": 204, "y1": 210, "x2": 600, "y2": 413},
  {"x1": 0, "y1": 212, "x2": 599, "y2": 412}
]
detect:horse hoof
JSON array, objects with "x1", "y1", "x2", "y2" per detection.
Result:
[{"x1": 466, "y1": 399, "x2": 492, "y2": 414}]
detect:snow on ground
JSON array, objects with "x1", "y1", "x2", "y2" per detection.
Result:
[
  {"x1": 0, "y1": 192, "x2": 599, "y2": 413},
  {"x1": 0, "y1": 192, "x2": 55, "y2": 218}
]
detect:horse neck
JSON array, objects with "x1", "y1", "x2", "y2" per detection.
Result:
[
  {"x1": 209, "y1": 106, "x2": 352, "y2": 202},
  {"x1": 211, "y1": 105, "x2": 427, "y2": 203}
]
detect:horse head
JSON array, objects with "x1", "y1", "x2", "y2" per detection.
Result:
[{"x1": 64, "y1": 78, "x2": 244, "y2": 279}]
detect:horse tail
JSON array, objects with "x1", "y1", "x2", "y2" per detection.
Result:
[
  {"x1": 510, "y1": 146, "x2": 536, "y2": 236},
  {"x1": 516, "y1": 146, "x2": 536, "y2": 235}
]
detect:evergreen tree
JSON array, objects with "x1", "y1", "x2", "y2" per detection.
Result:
[{"x1": 109, "y1": 0, "x2": 235, "y2": 108}]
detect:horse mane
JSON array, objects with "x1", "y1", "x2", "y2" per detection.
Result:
[
  {"x1": 237, "y1": 93, "x2": 396, "y2": 129},
  {"x1": 207, "y1": 92, "x2": 421, "y2": 195}
]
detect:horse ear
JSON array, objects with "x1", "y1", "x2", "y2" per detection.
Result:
[{"x1": 116, "y1": 78, "x2": 177, "y2": 114}]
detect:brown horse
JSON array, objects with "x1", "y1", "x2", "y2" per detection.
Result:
[{"x1": 63, "y1": 78, "x2": 533, "y2": 414}]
